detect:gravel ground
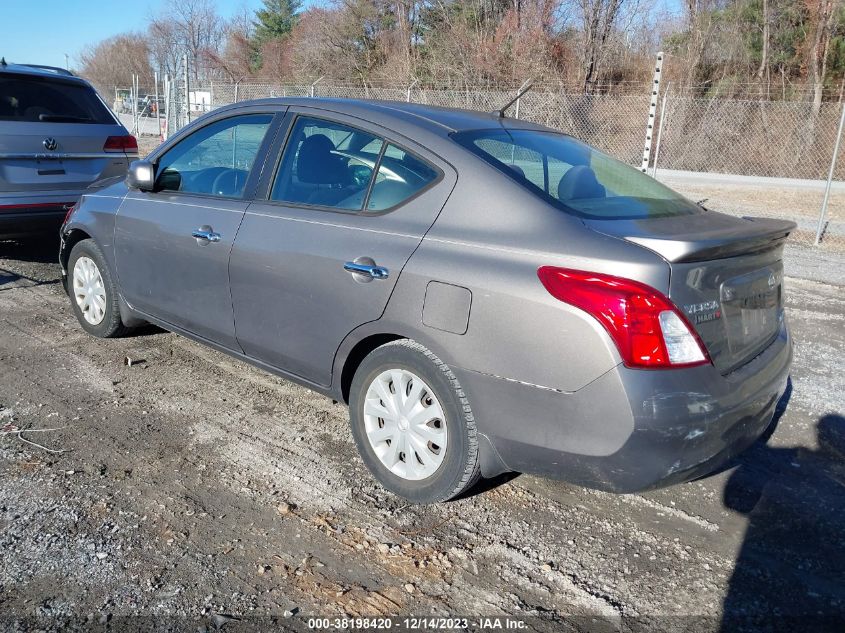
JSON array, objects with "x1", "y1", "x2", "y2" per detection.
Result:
[{"x1": 1, "y1": 234, "x2": 842, "y2": 633}]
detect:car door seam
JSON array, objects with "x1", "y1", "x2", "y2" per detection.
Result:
[{"x1": 242, "y1": 210, "x2": 420, "y2": 240}]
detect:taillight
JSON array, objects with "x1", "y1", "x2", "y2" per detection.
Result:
[
  {"x1": 104, "y1": 135, "x2": 138, "y2": 152},
  {"x1": 63, "y1": 203, "x2": 77, "y2": 225},
  {"x1": 537, "y1": 266, "x2": 710, "y2": 369}
]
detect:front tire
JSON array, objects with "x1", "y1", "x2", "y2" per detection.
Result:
[
  {"x1": 349, "y1": 339, "x2": 480, "y2": 503},
  {"x1": 67, "y1": 239, "x2": 130, "y2": 338}
]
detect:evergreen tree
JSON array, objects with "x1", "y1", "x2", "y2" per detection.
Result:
[{"x1": 254, "y1": 0, "x2": 302, "y2": 45}]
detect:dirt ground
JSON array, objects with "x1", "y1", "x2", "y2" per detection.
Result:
[{"x1": 0, "y1": 236, "x2": 843, "y2": 633}]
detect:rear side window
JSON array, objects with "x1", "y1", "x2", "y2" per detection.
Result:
[
  {"x1": 0, "y1": 75, "x2": 114, "y2": 124},
  {"x1": 367, "y1": 144, "x2": 440, "y2": 211},
  {"x1": 271, "y1": 116, "x2": 440, "y2": 212},
  {"x1": 271, "y1": 117, "x2": 384, "y2": 211},
  {"x1": 453, "y1": 129, "x2": 701, "y2": 220}
]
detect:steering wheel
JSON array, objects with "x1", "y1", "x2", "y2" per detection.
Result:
[
  {"x1": 349, "y1": 164, "x2": 373, "y2": 188},
  {"x1": 211, "y1": 169, "x2": 247, "y2": 197}
]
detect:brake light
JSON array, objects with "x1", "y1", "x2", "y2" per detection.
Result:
[
  {"x1": 104, "y1": 135, "x2": 138, "y2": 152},
  {"x1": 63, "y1": 203, "x2": 77, "y2": 225},
  {"x1": 537, "y1": 267, "x2": 710, "y2": 369}
]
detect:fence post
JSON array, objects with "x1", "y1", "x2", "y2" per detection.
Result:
[
  {"x1": 310, "y1": 76, "x2": 324, "y2": 98},
  {"x1": 183, "y1": 54, "x2": 191, "y2": 126},
  {"x1": 652, "y1": 85, "x2": 669, "y2": 179},
  {"x1": 162, "y1": 75, "x2": 170, "y2": 141},
  {"x1": 514, "y1": 77, "x2": 532, "y2": 119},
  {"x1": 406, "y1": 78, "x2": 418, "y2": 102},
  {"x1": 131, "y1": 74, "x2": 139, "y2": 136},
  {"x1": 641, "y1": 51, "x2": 664, "y2": 172},
  {"x1": 154, "y1": 71, "x2": 161, "y2": 142},
  {"x1": 815, "y1": 103, "x2": 845, "y2": 245}
]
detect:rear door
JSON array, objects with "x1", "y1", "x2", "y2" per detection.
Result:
[
  {"x1": 115, "y1": 110, "x2": 280, "y2": 350},
  {"x1": 229, "y1": 109, "x2": 456, "y2": 387},
  {"x1": 0, "y1": 73, "x2": 135, "y2": 202}
]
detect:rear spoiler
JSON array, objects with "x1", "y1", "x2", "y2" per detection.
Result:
[{"x1": 594, "y1": 216, "x2": 797, "y2": 263}]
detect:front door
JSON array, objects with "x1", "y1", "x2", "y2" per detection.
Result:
[
  {"x1": 115, "y1": 112, "x2": 277, "y2": 349},
  {"x1": 229, "y1": 111, "x2": 456, "y2": 387}
]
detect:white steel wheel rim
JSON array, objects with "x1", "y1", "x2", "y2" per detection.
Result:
[
  {"x1": 72, "y1": 256, "x2": 107, "y2": 326},
  {"x1": 363, "y1": 369, "x2": 448, "y2": 481}
]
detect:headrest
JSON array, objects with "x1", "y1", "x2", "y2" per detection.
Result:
[{"x1": 557, "y1": 165, "x2": 606, "y2": 201}]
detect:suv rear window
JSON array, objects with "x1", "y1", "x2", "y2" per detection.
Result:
[
  {"x1": 452, "y1": 128, "x2": 701, "y2": 220},
  {"x1": 0, "y1": 75, "x2": 114, "y2": 124}
]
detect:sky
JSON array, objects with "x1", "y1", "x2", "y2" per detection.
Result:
[{"x1": 0, "y1": 0, "x2": 267, "y2": 70}]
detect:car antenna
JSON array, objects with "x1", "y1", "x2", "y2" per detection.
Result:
[
  {"x1": 493, "y1": 78, "x2": 534, "y2": 118},
  {"x1": 0, "y1": 57, "x2": 6, "y2": 67}
]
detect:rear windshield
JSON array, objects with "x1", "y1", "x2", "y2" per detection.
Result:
[
  {"x1": 0, "y1": 75, "x2": 114, "y2": 124},
  {"x1": 452, "y1": 128, "x2": 701, "y2": 220}
]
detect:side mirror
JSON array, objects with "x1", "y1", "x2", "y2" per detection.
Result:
[{"x1": 127, "y1": 160, "x2": 155, "y2": 192}]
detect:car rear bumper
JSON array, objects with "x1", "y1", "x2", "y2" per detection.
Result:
[
  {"x1": 0, "y1": 192, "x2": 79, "y2": 238},
  {"x1": 0, "y1": 208, "x2": 69, "y2": 238},
  {"x1": 454, "y1": 319, "x2": 791, "y2": 493}
]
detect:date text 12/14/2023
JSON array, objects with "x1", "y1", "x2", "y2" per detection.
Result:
[{"x1": 307, "y1": 617, "x2": 529, "y2": 630}]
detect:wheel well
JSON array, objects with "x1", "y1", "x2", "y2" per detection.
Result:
[
  {"x1": 340, "y1": 333, "x2": 405, "y2": 404},
  {"x1": 60, "y1": 228, "x2": 91, "y2": 270}
]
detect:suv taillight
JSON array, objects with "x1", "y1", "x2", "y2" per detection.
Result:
[
  {"x1": 104, "y1": 135, "x2": 138, "y2": 152},
  {"x1": 537, "y1": 266, "x2": 710, "y2": 369},
  {"x1": 63, "y1": 203, "x2": 77, "y2": 225}
]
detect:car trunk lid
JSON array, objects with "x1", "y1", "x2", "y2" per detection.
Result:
[
  {"x1": 0, "y1": 121, "x2": 133, "y2": 194},
  {"x1": 584, "y1": 212, "x2": 795, "y2": 374}
]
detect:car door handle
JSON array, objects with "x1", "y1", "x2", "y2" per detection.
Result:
[
  {"x1": 192, "y1": 229, "x2": 221, "y2": 243},
  {"x1": 344, "y1": 261, "x2": 389, "y2": 279}
]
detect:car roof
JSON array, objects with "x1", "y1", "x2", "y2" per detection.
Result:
[
  {"x1": 0, "y1": 59, "x2": 88, "y2": 85},
  {"x1": 218, "y1": 97, "x2": 553, "y2": 138}
]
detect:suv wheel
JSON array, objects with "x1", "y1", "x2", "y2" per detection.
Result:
[
  {"x1": 349, "y1": 339, "x2": 480, "y2": 503},
  {"x1": 68, "y1": 239, "x2": 130, "y2": 338}
]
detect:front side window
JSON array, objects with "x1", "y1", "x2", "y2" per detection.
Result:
[
  {"x1": 453, "y1": 129, "x2": 702, "y2": 220},
  {"x1": 155, "y1": 114, "x2": 273, "y2": 198}
]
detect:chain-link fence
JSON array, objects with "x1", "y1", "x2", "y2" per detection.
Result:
[{"x1": 117, "y1": 78, "x2": 845, "y2": 257}]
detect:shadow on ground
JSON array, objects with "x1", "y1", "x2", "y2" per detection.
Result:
[
  {"x1": 721, "y1": 409, "x2": 845, "y2": 631},
  {"x1": 0, "y1": 236, "x2": 62, "y2": 289}
]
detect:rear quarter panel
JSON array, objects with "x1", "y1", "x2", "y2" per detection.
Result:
[{"x1": 374, "y1": 159, "x2": 672, "y2": 394}]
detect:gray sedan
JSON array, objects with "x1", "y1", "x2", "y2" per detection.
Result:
[{"x1": 60, "y1": 98, "x2": 794, "y2": 503}]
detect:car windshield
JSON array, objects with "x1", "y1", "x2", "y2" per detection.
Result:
[
  {"x1": 0, "y1": 75, "x2": 114, "y2": 124},
  {"x1": 452, "y1": 128, "x2": 701, "y2": 220}
]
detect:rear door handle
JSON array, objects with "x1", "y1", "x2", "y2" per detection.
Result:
[
  {"x1": 192, "y1": 229, "x2": 221, "y2": 243},
  {"x1": 344, "y1": 261, "x2": 389, "y2": 280}
]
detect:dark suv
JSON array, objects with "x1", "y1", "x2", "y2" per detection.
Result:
[{"x1": 0, "y1": 59, "x2": 137, "y2": 238}]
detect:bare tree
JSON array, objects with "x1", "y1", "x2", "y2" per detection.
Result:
[
  {"x1": 148, "y1": 0, "x2": 224, "y2": 83},
  {"x1": 756, "y1": 0, "x2": 769, "y2": 82},
  {"x1": 579, "y1": 0, "x2": 625, "y2": 92},
  {"x1": 807, "y1": 0, "x2": 836, "y2": 114},
  {"x1": 203, "y1": 14, "x2": 257, "y2": 86},
  {"x1": 79, "y1": 33, "x2": 154, "y2": 93}
]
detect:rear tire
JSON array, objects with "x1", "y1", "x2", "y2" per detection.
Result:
[
  {"x1": 68, "y1": 239, "x2": 130, "y2": 338},
  {"x1": 349, "y1": 339, "x2": 481, "y2": 503}
]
